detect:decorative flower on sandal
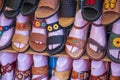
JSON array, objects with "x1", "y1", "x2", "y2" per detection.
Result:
[
  {"x1": 112, "y1": 37, "x2": 120, "y2": 48},
  {"x1": 104, "y1": 0, "x2": 117, "y2": 10}
]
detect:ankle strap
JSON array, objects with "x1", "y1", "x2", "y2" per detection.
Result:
[{"x1": 74, "y1": 22, "x2": 90, "y2": 29}]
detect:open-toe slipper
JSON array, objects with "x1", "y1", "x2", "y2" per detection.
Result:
[
  {"x1": 21, "y1": 0, "x2": 39, "y2": 16},
  {"x1": 59, "y1": 0, "x2": 77, "y2": 27},
  {"x1": 29, "y1": 20, "x2": 47, "y2": 52},
  {"x1": 3, "y1": 0, "x2": 23, "y2": 19},
  {"x1": 82, "y1": 0, "x2": 104, "y2": 21},
  {"x1": 46, "y1": 21, "x2": 68, "y2": 55},
  {"x1": 87, "y1": 23, "x2": 106, "y2": 60},
  {"x1": 35, "y1": 0, "x2": 60, "y2": 19},
  {"x1": 102, "y1": 0, "x2": 120, "y2": 25},
  {"x1": 0, "y1": 0, "x2": 5, "y2": 14},
  {"x1": 107, "y1": 32, "x2": 120, "y2": 63},
  {"x1": 65, "y1": 23, "x2": 90, "y2": 59},
  {"x1": 0, "y1": 21, "x2": 15, "y2": 50},
  {"x1": 12, "y1": 22, "x2": 31, "y2": 52}
]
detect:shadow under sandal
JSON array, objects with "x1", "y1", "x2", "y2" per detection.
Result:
[
  {"x1": 82, "y1": 0, "x2": 104, "y2": 21},
  {"x1": 107, "y1": 32, "x2": 120, "y2": 63},
  {"x1": 29, "y1": 20, "x2": 47, "y2": 52},
  {"x1": 3, "y1": 0, "x2": 23, "y2": 19},
  {"x1": 47, "y1": 22, "x2": 67, "y2": 55},
  {"x1": 12, "y1": 22, "x2": 31, "y2": 52},
  {"x1": 21, "y1": 0, "x2": 39, "y2": 16},
  {"x1": 32, "y1": 66, "x2": 49, "y2": 80}
]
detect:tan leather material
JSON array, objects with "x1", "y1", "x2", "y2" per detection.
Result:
[
  {"x1": 32, "y1": 66, "x2": 49, "y2": 75},
  {"x1": 12, "y1": 34, "x2": 29, "y2": 44},
  {"x1": 90, "y1": 72, "x2": 108, "y2": 80},
  {"x1": 32, "y1": 74, "x2": 48, "y2": 80},
  {"x1": 71, "y1": 70, "x2": 89, "y2": 80},
  {"x1": 52, "y1": 70, "x2": 71, "y2": 80},
  {"x1": 16, "y1": 22, "x2": 31, "y2": 30},
  {"x1": 15, "y1": 69, "x2": 31, "y2": 80},
  {"x1": 1, "y1": 61, "x2": 16, "y2": 75},
  {"x1": 110, "y1": 75, "x2": 120, "y2": 80}
]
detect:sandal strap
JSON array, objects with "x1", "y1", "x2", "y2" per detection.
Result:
[
  {"x1": 23, "y1": 0, "x2": 37, "y2": 4},
  {"x1": 74, "y1": 22, "x2": 90, "y2": 29},
  {"x1": 90, "y1": 72, "x2": 108, "y2": 80},
  {"x1": 88, "y1": 38, "x2": 105, "y2": 53},
  {"x1": 52, "y1": 69, "x2": 71, "y2": 80},
  {"x1": 15, "y1": 68, "x2": 31, "y2": 80},
  {"x1": 16, "y1": 22, "x2": 31, "y2": 30},
  {"x1": 12, "y1": 34, "x2": 29, "y2": 44},
  {"x1": 32, "y1": 74, "x2": 48, "y2": 80},
  {"x1": 1, "y1": 61, "x2": 16, "y2": 75},
  {"x1": 32, "y1": 66, "x2": 49, "y2": 75},
  {"x1": 30, "y1": 33, "x2": 47, "y2": 44},
  {"x1": 39, "y1": 0, "x2": 59, "y2": 10},
  {"x1": 66, "y1": 37, "x2": 85, "y2": 49},
  {"x1": 72, "y1": 70, "x2": 89, "y2": 79},
  {"x1": 32, "y1": 20, "x2": 46, "y2": 28},
  {"x1": 92, "y1": 23, "x2": 103, "y2": 27},
  {"x1": 110, "y1": 75, "x2": 120, "y2": 80}
]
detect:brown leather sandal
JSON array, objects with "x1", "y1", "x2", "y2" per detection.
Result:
[
  {"x1": 1, "y1": 61, "x2": 16, "y2": 75},
  {"x1": 65, "y1": 22, "x2": 90, "y2": 59},
  {"x1": 52, "y1": 69, "x2": 71, "y2": 80},
  {"x1": 90, "y1": 72, "x2": 108, "y2": 80},
  {"x1": 35, "y1": 0, "x2": 60, "y2": 19},
  {"x1": 110, "y1": 75, "x2": 120, "y2": 80},
  {"x1": 12, "y1": 22, "x2": 31, "y2": 52},
  {"x1": 87, "y1": 23, "x2": 106, "y2": 61},
  {"x1": 29, "y1": 19, "x2": 47, "y2": 52},
  {"x1": 71, "y1": 70, "x2": 89, "y2": 80},
  {"x1": 32, "y1": 66, "x2": 49, "y2": 80},
  {"x1": 15, "y1": 68, "x2": 31, "y2": 80}
]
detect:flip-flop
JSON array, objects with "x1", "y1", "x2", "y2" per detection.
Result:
[
  {"x1": 0, "y1": 0, "x2": 5, "y2": 14},
  {"x1": 58, "y1": 0, "x2": 77, "y2": 27},
  {"x1": 102, "y1": 0, "x2": 120, "y2": 25},
  {"x1": 35, "y1": 0, "x2": 60, "y2": 19},
  {"x1": 29, "y1": 19, "x2": 47, "y2": 52},
  {"x1": 65, "y1": 22, "x2": 90, "y2": 59},
  {"x1": 21, "y1": 0, "x2": 39, "y2": 16},
  {"x1": 82, "y1": 0, "x2": 104, "y2": 21},
  {"x1": 46, "y1": 21, "x2": 68, "y2": 55},
  {"x1": 0, "y1": 21, "x2": 15, "y2": 50},
  {"x1": 3, "y1": 0, "x2": 23, "y2": 19},
  {"x1": 12, "y1": 22, "x2": 31, "y2": 52},
  {"x1": 107, "y1": 32, "x2": 120, "y2": 63},
  {"x1": 87, "y1": 23, "x2": 106, "y2": 61}
]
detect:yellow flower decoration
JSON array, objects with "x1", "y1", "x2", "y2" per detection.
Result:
[
  {"x1": 113, "y1": 37, "x2": 120, "y2": 48},
  {"x1": 53, "y1": 24, "x2": 59, "y2": 30},
  {"x1": 35, "y1": 21, "x2": 40, "y2": 27},
  {"x1": 47, "y1": 26, "x2": 52, "y2": 32},
  {"x1": 104, "y1": 0, "x2": 117, "y2": 9}
]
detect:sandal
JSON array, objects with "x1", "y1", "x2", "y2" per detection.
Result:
[
  {"x1": 71, "y1": 70, "x2": 89, "y2": 80},
  {"x1": 32, "y1": 66, "x2": 49, "y2": 80},
  {"x1": 3, "y1": 0, "x2": 23, "y2": 19},
  {"x1": 1, "y1": 61, "x2": 16, "y2": 75},
  {"x1": 87, "y1": 23, "x2": 106, "y2": 61},
  {"x1": 110, "y1": 75, "x2": 120, "y2": 80},
  {"x1": 15, "y1": 68, "x2": 31, "y2": 80},
  {"x1": 65, "y1": 22, "x2": 90, "y2": 59},
  {"x1": 58, "y1": 0, "x2": 77, "y2": 27},
  {"x1": 107, "y1": 32, "x2": 120, "y2": 63},
  {"x1": 21, "y1": 0, "x2": 39, "y2": 16},
  {"x1": 29, "y1": 19, "x2": 47, "y2": 52},
  {"x1": 46, "y1": 21, "x2": 68, "y2": 55},
  {"x1": 82, "y1": 0, "x2": 104, "y2": 21},
  {"x1": 102, "y1": 0, "x2": 120, "y2": 25},
  {"x1": 52, "y1": 69, "x2": 71, "y2": 80},
  {"x1": 0, "y1": 21, "x2": 15, "y2": 49},
  {"x1": 35, "y1": 0, "x2": 60, "y2": 19},
  {"x1": 12, "y1": 22, "x2": 31, "y2": 52}
]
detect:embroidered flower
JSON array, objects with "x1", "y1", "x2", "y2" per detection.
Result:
[
  {"x1": 35, "y1": 21, "x2": 41, "y2": 27},
  {"x1": 113, "y1": 37, "x2": 120, "y2": 48},
  {"x1": 104, "y1": 0, "x2": 117, "y2": 10}
]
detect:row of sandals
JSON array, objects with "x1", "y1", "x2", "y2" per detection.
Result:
[
  {"x1": 0, "y1": 0, "x2": 119, "y2": 63},
  {"x1": 1, "y1": 52, "x2": 120, "y2": 80}
]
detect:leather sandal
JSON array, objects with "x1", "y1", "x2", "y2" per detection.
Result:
[
  {"x1": 15, "y1": 68, "x2": 31, "y2": 80},
  {"x1": 65, "y1": 22, "x2": 90, "y2": 59},
  {"x1": 87, "y1": 23, "x2": 106, "y2": 61},
  {"x1": 110, "y1": 74, "x2": 120, "y2": 80},
  {"x1": 1, "y1": 61, "x2": 16, "y2": 75},
  {"x1": 0, "y1": 0, "x2": 5, "y2": 14},
  {"x1": 12, "y1": 21, "x2": 31, "y2": 52},
  {"x1": 32, "y1": 66, "x2": 49, "y2": 80},
  {"x1": 29, "y1": 19, "x2": 47, "y2": 52},
  {"x1": 71, "y1": 70, "x2": 89, "y2": 80}
]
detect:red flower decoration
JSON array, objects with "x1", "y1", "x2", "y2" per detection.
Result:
[{"x1": 86, "y1": 0, "x2": 96, "y2": 5}]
